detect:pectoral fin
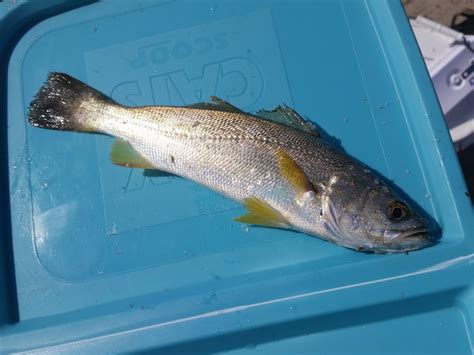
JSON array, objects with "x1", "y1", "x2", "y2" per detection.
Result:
[
  {"x1": 110, "y1": 139, "x2": 154, "y2": 169},
  {"x1": 277, "y1": 148, "x2": 316, "y2": 196},
  {"x1": 234, "y1": 197, "x2": 289, "y2": 228}
]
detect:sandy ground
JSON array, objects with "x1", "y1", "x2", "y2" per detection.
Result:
[{"x1": 403, "y1": 0, "x2": 474, "y2": 26}]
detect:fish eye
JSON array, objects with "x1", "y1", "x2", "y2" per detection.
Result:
[{"x1": 387, "y1": 201, "x2": 408, "y2": 221}]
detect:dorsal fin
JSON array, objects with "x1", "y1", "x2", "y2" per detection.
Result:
[
  {"x1": 210, "y1": 96, "x2": 245, "y2": 113},
  {"x1": 187, "y1": 99, "x2": 320, "y2": 138},
  {"x1": 255, "y1": 105, "x2": 320, "y2": 137},
  {"x1": 186, "y1": 96, "x2": 245, "y2": 114}
]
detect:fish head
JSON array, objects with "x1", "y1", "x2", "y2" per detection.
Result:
[{"x1": 320, "y1": 174, "x2": 433, "y2": 253}]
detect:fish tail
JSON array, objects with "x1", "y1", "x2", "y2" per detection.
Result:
[{"x1": 27, "y1": 72, "x2": 112, "y2": 132}]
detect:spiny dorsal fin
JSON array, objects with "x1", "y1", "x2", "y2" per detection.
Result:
[
  {"x1": 110, "y1": 139, "x2": 154, "y2": 169},
  {"x1": 210, "y1": 96, "x2": 245, "y2": 113},
  {"x1": 234, "y1": 197, "x2": 289, "y2": 228},
  {"x1": 187, "y1": 99, "x2": 319, "y2": 137},
  {"x1": 277, "y1": 148, "x2": 316, "y2": 196},
  {"x1": 186, "y1": 96, "x2": 245, "y2": 114},
  {"x1": 256, "y1": 105, "x2": 320, "y2": 137},
  {"x1": 186, "y1": 102, "x2": 218, "y2": 110}
]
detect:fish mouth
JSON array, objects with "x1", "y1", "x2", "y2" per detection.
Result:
[
  {"x1": 383, "y1": 226, "x2": 432, "y2": 243},
  {"x1": 387, "y1": 226, "x2": 428, "y2": 239},
  {"x1": 363, "y1": 226, "x2": 432, "y2": 254},
  {"x1": 348, "y1": 226, "x2": 434, "y2": 254}
]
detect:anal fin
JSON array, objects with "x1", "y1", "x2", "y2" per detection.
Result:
[{"x1": 110, "y1": 139, "x2": 154, "y2": 169}]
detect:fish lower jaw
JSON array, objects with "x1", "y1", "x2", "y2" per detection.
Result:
[{"x1": 310, "y1": 232, "x2": 432, "y2": 254}]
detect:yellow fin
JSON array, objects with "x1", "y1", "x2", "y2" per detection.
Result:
[
  {"x1": 234, "y1": 197, "x2": 289, "y2": 228},
  {"x1": 110, "y1": 139, "x2": 154, "y2": 169},
  {"x1": 277, "y1": 148, "x2": 315, "y2": 195}
]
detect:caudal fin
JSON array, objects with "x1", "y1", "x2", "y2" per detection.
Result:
[{"x1": 27, "y1": 72, "x2": 111, "y2": 132}]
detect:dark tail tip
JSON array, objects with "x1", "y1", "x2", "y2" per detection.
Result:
[{"x1": 27, "y1": 72, "x2": 107, "y2": 132}]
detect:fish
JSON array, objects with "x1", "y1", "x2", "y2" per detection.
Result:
[{"x1": 27, "y1": 72, "x2": 434, "y2": 253}]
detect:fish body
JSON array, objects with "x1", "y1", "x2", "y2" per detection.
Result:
[{"x1": 28, "y1": 73, "x2": 434, "y2": 253}]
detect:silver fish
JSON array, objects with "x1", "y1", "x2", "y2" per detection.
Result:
[{"x1": 27, "y1": 72, "x2": 434, "y2": 253}]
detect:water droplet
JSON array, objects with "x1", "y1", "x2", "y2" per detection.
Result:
[
  {"x1": 241, "y1": 225, "x2": 249, "y2": 233},
  {"x1": 110, "y1": 223, "x2": 118, "y2": 237},
  {"x1": 343, "y1": 118, "x2": 349, "y2": 123},
  {"x1": 405, "y1": 169, "x2": 411, "y2": 174},
  {"x1": 183, "y1": 250, "x2": 195, "y2": 257},
  {"x1": 41, "y1": 182, "x2": 48, "y2": 189},
  {"x1": 382, "y1": 120, "x2": 387, "y2": 126},
  {"x1": 13, "y1": 165, "x2": 17, "y2": 170},
  {"x1": 97, "y1": 270, "x2": 103, "y2": 275},
  {"x1": 378, "y1": 104, "x2": 384, "y2": 109},
  {"x1": 425, "y1": 193, "x2": 431, "y2": 199}
]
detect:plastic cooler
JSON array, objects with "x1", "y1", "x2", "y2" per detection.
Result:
[
  {"x1": 0, "y1": 0, "x2": 472, "y2": 353},
  {"x1": 410, "y1": 16, "x2": 474, "y2": 150}
]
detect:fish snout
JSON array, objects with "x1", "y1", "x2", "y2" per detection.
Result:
[{"x1": 382, "y1": 225, "x2": 435, "y2": 251}]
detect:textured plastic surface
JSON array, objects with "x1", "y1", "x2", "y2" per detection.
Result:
[{"x1": 1, "y1": 0, "x2": 473, "y2": 353}]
